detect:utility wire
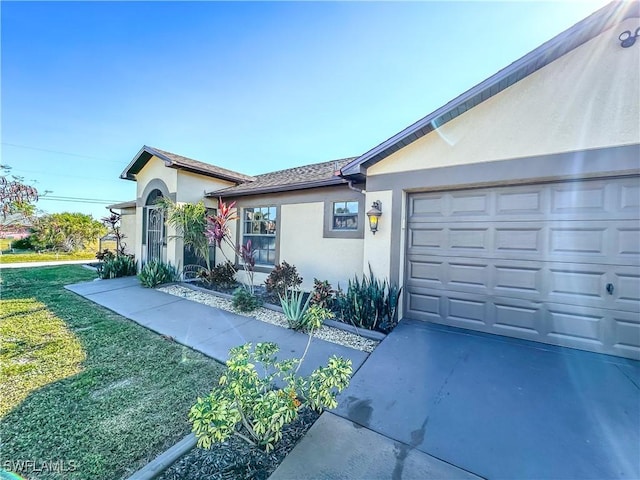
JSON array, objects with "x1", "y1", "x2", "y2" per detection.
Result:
[{"x1": 1, "y1": 142, "x2": 123, "y2": 164}]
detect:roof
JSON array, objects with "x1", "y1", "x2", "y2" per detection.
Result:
[
  {"x1": 207, "y1": 157, "x2": 356, "y2": 198},
  {"x1": 106, "y1": 200, "x2": 136, "y2": 210},
  {"x1": 340, "y1": 1, "x2": 640, "y2": 178},
  {"x1": 120, "y1": 145, "x2": 256, "y2": 184}
]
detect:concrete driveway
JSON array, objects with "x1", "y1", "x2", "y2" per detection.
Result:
[
  {"x1": 273, "y1": 319, "x2": 639, "y2": 479},
  {"x1": 331, "y1": 319, "x2": 640, "y2": 479}
]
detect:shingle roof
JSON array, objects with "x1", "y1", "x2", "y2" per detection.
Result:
[
  {"x1": 208, "y1": 157, "x2": 356, "y2": 198},
  {"x1": 120, "y1": 145, "x2": 256, "y2": 184}
]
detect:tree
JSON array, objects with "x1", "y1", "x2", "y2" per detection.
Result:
[
  {"x1": 0, "y1": 166, "x2": 39, "y2": 238},
  {"x1": 31, "y1": 212, "x2": 107, "y2": 253},
  {"x1": 0, "y1": 166, "x2": 39, "y2": 219},
  {"x1": 160, "y1": 199, "x2": 213, "y2": 270}
]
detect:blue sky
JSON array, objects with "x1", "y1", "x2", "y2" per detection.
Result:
[{"x1": 1, "y1": 0, "x2": 608, "y2": 219}]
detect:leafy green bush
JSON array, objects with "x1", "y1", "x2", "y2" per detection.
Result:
[
  {"x1": 199, "y1": 260, "x2": 238, "y2": 288},
  {"x1": 304, "y1": 304, "x2": 334, "y2": 331},
  {"x1": 189, "y1": 342, "x2": 352, "y2": 452},
  {"x1": 310, "y1": 278, "x2": 335, "y2": 309},
  {"x1": 232, "y1": 287, "x2": 262, "y2": 312},
  {"x1": 334, "y1": 267, "x2": 402, "y2": 333},
  {"x1": 10, "y1": 236, "x2": 33, "y2": 250},
  {"x1": 280, "y1": 289, "x2": 312, "y2": 330},
  {"x1": 138, "y1": 260, "x2": 179, "y2": 288},
  {"x1": 265, "y1": 261, "x2": 302, "y2": 298},
  {"x1": 97, "y1": 255, "x2": 137, "y2": 279}
]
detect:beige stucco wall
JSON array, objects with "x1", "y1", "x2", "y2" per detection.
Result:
[
  {"x1": 134, "y1": 156, "x2": 179, "y2": 266},
  {"x1": 362, "y1": 190, "x2": 393, "y2": 282},
  {"x1": 280, "y1": 202, "x2": 363, "y2": 290},
  {"x1": 119, "y1": 207, "x2": 137, "y2": 256},
  {"x1": 176, "y1": 171, "x2": 233, "y2": 206},
  {"x1": 369, "y1": 17, "x2": 640, "y2": 176}
]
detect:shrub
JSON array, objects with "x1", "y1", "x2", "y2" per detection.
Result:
[
  {"x1": 265, "y1": 261, "x2": 302, "y2": 298},
  {"x1": 232, "y1": 287, "x2": 262, "y2": 312},
  {"x1": 138, "y1": 260, "x2": 179, "y2": 288},
  {"x1": 280, "y1": 289, "x2": 312, "y2": 331},
  {"x1": 334, "y1": 267, "x2": 402, "y2": 333},
  {"x1": 303, "y1": 304, "x2": 334, "y2": 332},
  {"x1": 10, "y1": 236, "x2": 33, "y2": 250},
  {"x1": 95, "y1": 248, "x2": 115, "y2": 261},
  {"x1": 310, "y1": 278, "x2": 335, "y2": 309},
  {"x1": 199, "y1": 260, "x2": 238, "y2": 288},
  {"x1": 97, "y1": 255, "x2": 137, "y2": 279},
  {"x1": 189, "y1": 342, "x2": 352, "y2": 452}
]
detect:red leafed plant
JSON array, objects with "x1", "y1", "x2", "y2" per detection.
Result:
[{"x1": 205, "y1": 199, "x2": 237, "y2": 255}]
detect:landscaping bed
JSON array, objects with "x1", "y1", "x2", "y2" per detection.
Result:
[
  {"x1": 159, "y1": 408, "x2": 319, "y2": 480},
  {"x1": 159, "y1": 284, "x2": 381, "y2": 352}
]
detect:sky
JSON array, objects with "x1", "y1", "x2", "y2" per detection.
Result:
[{"x1": 1, "y1": 0, "x2": 610, "y2": 220}]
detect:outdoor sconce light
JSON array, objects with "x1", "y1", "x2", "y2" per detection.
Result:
[{"x1": 367, "y1": 200, "x2": 382, "y2": 235}]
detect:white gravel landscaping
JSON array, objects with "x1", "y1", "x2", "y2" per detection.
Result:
[{"x1": 158, "y1": 284, "x2": 379, "y2": 353}]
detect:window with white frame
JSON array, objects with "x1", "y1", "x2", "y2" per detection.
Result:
[
  {"x1": 242, "y1": 206, "x2": 277, "y2": 266},
  {"x1": 332, "y1": 201, "x2": 359, "y2": 230}
]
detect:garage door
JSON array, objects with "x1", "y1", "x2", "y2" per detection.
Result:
[{"x1": 405, "y1": 177, "x2": 640, "y2": 359}]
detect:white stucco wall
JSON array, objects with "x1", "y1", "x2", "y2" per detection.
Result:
[
  {"x1": 279, "y1": 202, "x2": 363, "y2": 290},
  {"x1": 368, "y1": 17, "x2": 640, "y2": 176}
]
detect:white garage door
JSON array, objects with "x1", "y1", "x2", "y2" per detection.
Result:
[{"x1": 405, "y1": 177, "x2": 640, "y2": 359}]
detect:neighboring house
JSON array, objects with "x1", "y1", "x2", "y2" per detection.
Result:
[{"x1": 112, "y1": 2, "x2": 639, "y2": 360}]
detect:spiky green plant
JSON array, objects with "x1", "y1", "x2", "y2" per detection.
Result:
[
  {"x1": 334, "y1": 266, "x2": 402, "y2": 333},
  {"x1": 160, "y1": 199, "x2": 212, "y2": 270},
  {"x1": 280, "y1": 289, "x2": 312, "y2": 331}
]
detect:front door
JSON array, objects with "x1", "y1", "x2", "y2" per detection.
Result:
[{"x1": 146, "y1": 206, "x2": 164, "y2": 263}]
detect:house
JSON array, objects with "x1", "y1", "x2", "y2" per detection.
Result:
[{"x1": 112, "y1": 1, "x2": 639, "y2": 360}]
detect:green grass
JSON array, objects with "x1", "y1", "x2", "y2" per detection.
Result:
[
  {"x1": 0, "y1": 251, "x2": 97, "y2": 263},
  {"x1": 0, "y1": 266, "x2": 225, "y2": 479}
]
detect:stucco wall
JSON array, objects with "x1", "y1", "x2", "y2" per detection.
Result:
[
  {"x1": 280, "y1": 202, "x2": 363, "y2": 290},
  {"x1": 362, "y1": 190, "x2": 393, "y2": 282},
  {"x1": 119, "y1": 207, "x2": 137, "y2": 256},
  {"x1": 176, "y1": 170, "x2": 233, "y2": 206},
  {"x1": 134, "y1": 156, "x2": 178, "y2": 265},
  {"x1": 368, "y1": 17, "x2": 640, "y2": 176}
]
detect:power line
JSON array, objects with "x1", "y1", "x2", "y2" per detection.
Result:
[
  {"x1": 1, "y1": 142, "x2": 123, "y2": 164},
  {"x1": 9, "y1": 168, "x2": 125, "y2": 184}
]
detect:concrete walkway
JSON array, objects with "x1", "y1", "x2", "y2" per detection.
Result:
[{"x1": 65, "y1": 277, "x2": 367, "y2": 378}]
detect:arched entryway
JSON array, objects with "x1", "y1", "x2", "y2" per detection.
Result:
[{"x1": 143, "y1": 189, "x2": 165, "y2": 264}]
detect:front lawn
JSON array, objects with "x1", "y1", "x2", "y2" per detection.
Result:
[
  {"x1": 0, "y1": 266, "x2": 225, "y2": 479},
  {"x1": 0, "y1": 251, "x2": 97, "y2": 263}
]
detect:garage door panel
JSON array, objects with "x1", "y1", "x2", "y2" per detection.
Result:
[
  {"x1": 616, "y1": 227, "x2": 640, "y2": 256},
  {"x1": 495, "y1": 227, "x2": 542, "y2": 253},
  {"x1": 612, "y1": 312, "x2": 640, "y2": 358},
  {"x1": 406, "y1": 176, "x2": 640, "y2": 360},
  {"x1": 548, "y1": 266, "x2": 607, "y2": 302},
  {"x1": 496, "y1": 189, "x2": 543, "y2": 215},
  {"x1": 550, "y1": 183, "x2": 607, "y2": 215}
]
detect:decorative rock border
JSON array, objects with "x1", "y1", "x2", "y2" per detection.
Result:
[{"x1": 158, "y1": 282, "x2": 384, "y2": 353}]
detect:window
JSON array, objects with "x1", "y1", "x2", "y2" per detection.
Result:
[
  {"x1": 332, "y1": 201, "x2": 359, "y2": 230},
  {"x1": 242, "y1": 206, "x2": 277, "y2": 266}
]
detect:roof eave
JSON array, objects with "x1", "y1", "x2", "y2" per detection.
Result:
[{"x1": 206, "y1": 177, "x2": 347, "y2": 198}]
